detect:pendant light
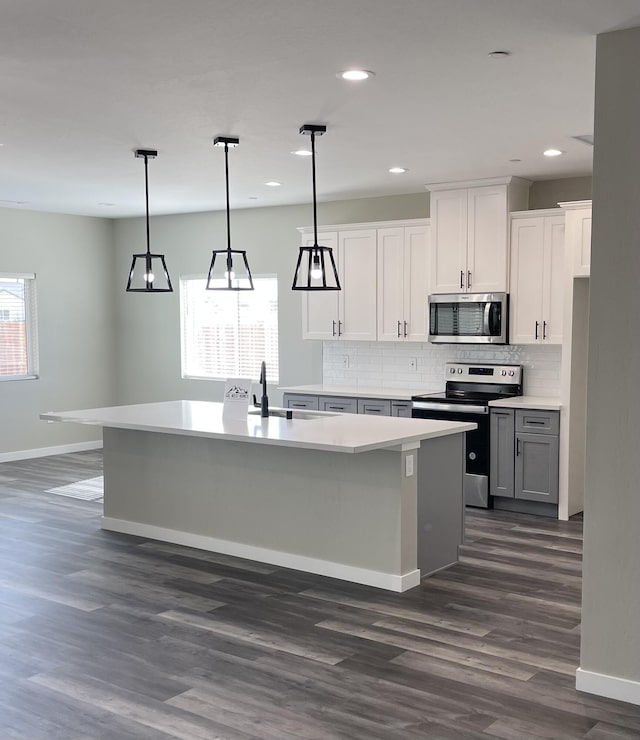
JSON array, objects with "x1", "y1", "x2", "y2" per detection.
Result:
[
  {"x1": 292, "y1": 124, "x2": 341, "y2": 291},
  {"x1": 206, "y1": 136, "x2": 254, "y2": 291},
  {"x1": 126, "y1": 149, "x2": 173, "y2": 293}
]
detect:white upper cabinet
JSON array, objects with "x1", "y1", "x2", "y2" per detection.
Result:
[
  {"x1": 339, "y1": 229, "x2": 378, "y2": 341},
  {"x1": 300, "y1": 227, "x2": 377, "y2": 341},
  {"x1": 428, "y1": 177, "x2": 530, "y2": 295},
  {"x1": 510, "y1": 212, "x2": 564, "y2": 344},
  {"x1": 560, "y1": 200, "x2": 592, "y2": 277},
  {"x1": 377, "y1": 222, "x2": 431, "y2": 341}
]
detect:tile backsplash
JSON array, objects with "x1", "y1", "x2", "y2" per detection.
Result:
[{"x1": 323, "y1": 341, "x2": 561, "y2": 397}]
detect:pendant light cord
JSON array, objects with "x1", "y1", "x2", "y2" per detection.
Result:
[
  {"x1": 224, "y1": 143, "x2": 232, "y2": 254},
  {"x1": 144, "y1": 154, "x2": 151, "y2": 256},
  {"x1": 311, "y1": 131, "x2": 319, "y2": 250}
]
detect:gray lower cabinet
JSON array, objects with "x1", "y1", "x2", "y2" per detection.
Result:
[
  {"x1": 282, "y1": 393, "x2": 320, "y2": 410},
  {"x1": 320, "y1": 396, "x2": 358, "y2": 414},
  {"x1": 490, "y1": 407, "x2": 560, "y2": 506},
  {"x1": 282, "y1": 393, "x2": 412, "y2": 417},
  {"x1": 490, "y1": 409, "x2": 515, "y2": 498},
  {"x1": 357, "y1": 398, "x2": 391, "y2": 415},
  {"x1": 391, "y1": 401, "x2": 412, "y2": 418}
]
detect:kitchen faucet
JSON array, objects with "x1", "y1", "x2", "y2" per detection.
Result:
[{"x1": 258, "y1": 361, "x2": 269, "y2": 417}]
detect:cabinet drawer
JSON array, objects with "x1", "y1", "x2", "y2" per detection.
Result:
[
  {"x1": 515, "y1": 409, "x2": 559, "y2": 435},
  {"x1": 320, "y1": 396, "x2": 358, "y2": 414},
  {"x1": 357, "y1": 399, "x2": 391, "y2": 416},
  {"x1": 283, "y1": 393, "x2": 319, "y2": 410},
  {"x1": 391, "y1": 401, "x2": 412, "y2": 418}
]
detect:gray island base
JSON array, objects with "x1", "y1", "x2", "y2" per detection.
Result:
[{"x1": 41, "y1": 401, "x2": 474, "y2": 592}]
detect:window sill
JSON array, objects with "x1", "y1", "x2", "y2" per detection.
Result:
[{"x1": 0, "y1": 374, "x2": 39, "y2": 382}]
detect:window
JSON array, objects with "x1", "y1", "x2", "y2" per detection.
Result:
[
  {"x1": 0, "y1": 274, "x2": 39, "y2": 380},
  {"x1": 180, "y1": 275, "x2": 279, "y2": 382}
]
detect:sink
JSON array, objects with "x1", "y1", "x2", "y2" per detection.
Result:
[{"x1": 248, "y1": 408, "x2": 335, "y2": 420}]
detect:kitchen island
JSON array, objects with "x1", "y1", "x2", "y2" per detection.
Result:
[{"x1": 41, "y1": 401, "x2": 474, "y2": 592}]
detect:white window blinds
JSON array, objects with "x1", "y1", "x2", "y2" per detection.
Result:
[
  {"x1": 0, "y1": 274, "x2": 39, "y2": 380},
  {"x1": 180, "y1": 276, "x2": 279, "y2": 382}
]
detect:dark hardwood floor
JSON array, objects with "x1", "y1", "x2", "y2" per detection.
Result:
[{"x1": 1, "y1": 450, "x2": 639, "y2": 739}]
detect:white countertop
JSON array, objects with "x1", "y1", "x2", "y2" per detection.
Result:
[
  {"x1": 41, "y1": 400, "x2": 476, "y2": 454},
  {"x1": 279, "y1": 384, "x2": 432, "y2": 401},
  {"x1": 489, "y1": 396, "x2": 562, "y2": 410}
]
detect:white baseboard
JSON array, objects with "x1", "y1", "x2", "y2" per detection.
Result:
[
  {"x1": 0, "y1": 440, "x2": 102, "y2": 463},
  {"x1": 576, "y1": 667, "x2": 640, "y2": 706},
  {"x1": 101, "y1": 516, "x2": 421, "y2": 593}
]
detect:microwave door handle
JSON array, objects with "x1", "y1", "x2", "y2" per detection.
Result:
[{"x1": 483, "y1": 301, "x2": 492, "y2": 335}]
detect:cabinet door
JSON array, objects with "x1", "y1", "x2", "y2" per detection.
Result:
[
  {"x1": 509, "y1": 217, "x2": 545, "y2": 344},
  {"x1": 542, "y1": 216, "x2": 564, "y2": 344},
  {"x1": 301, "y1": 232, "x2": 339, "y2": 340},
  {"x1": 357, "y1": 399, "x2": 391, "y2": 416},
  {"x1": 574, "y1": 209, "x2": 592, "y2": 277},
  {"x1": 391, "y1": 401, "x2": 412, "y2": 418},
  {"x1": 404, "y1": 224, "x2": 430, "y2": 341},
  {"x1": 283, "y1": 393, "x2": 319, "y2": 410},
  {"x1": 515, "y1": 433, "x2": 559, "y2": 504},
  {"x1": 320, "y1": 396, "x2": 357, "y2": 414},
  {"x1": 377, "y1": 227, "x2": 405, "y2": 341},
  {"x1": 466, "y1": 185, "x2": 509, "y2": 293},
  {"x1": 430, "y1": 189, "x2": 468, "y2": 293},
  {"x1": 490, "y1": 409, "x2": 515, "y2": 498},
  {"x1": 339, "y1": 229, "x2": 377, "y2": 341}
]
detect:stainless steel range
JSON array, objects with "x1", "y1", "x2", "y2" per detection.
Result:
[{"x1": 412, "y1": 362, "x2": 523, "y2": 508}]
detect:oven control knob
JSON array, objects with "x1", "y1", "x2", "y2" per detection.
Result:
[
  {"x1": 457, "y1": 368, "x2": 463, "y2": 374},
  {"x1": 449, "y1": 367, "x2": 456, "y2": 374},
  {"x1": 501, "y1": 370, "x2": 507, "y2": 376},
  {"x1": 508, "y1": 370, "x2": 515, "y2": 376}
]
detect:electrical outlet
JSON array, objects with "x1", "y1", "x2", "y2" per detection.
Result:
[
  {"x1": 409, "y1": 357, "x2": 417, "y2": 371},
  {"x1": 342, "y1": 355, "x2": 350, "y2": 369},
  {"x1": 405, "y1": 454, "x2": 414, "y2": 477}
]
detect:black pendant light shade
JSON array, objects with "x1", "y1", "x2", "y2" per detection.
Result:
[
  {"x1": 126, "y1": 149, "x2": 173, "y2": 293},
  {"x1": 206, "y1": 136, "x2": 254, "y2": 291},
  {"x1": 292, "y1": 124, "x2": 341, "y2": 291}
]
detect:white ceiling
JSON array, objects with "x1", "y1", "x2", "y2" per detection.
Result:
[{"x1": 1, "y1": 0, "x2": 640, "y2": 218}]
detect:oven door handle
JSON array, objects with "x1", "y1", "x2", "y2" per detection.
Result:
[{"x1": 412, "y1": 402, "x2": 488, "y2": 415}]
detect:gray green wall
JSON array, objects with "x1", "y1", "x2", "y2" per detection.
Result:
[
  {"x1": 580, "y1": 26, "x2": 640, "y2": 692},
  {"x1": 0, "y1": 208, "x2": 116, "y2": 455}
]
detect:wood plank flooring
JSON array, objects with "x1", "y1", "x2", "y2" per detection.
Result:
[{"x1": 1, "y1": 450, "x2": 639, "y2": 739}]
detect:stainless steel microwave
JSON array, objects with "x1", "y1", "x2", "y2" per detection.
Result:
[{"x1": 428, "y1": 292, "x2": 509, "y2": 344}]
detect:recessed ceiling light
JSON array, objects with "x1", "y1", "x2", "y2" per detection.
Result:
[
  {"x1": 98, "y1": 202, "x2": 116, "y2": 207},
  {"x1": 265, "y1": 181, "x2": 281, "y2": 187},
  {"x1": 488, "y1": 50, "x2": 510, "y2": 58},
  {"x1": 337, "y1": 69, "x2": 375, "y2": 81},
  {"x1": 389, "y1": 167, "x2": 408, "y2": 174},
  {"x1": 543, "y1": 148, "x2": 563, "y2": 157},
  {"x1": 292, "y1": 149, "x2": 312, "y2": 156},
  {"x1": 248, "y1": 196, "x2": 258, "y2": 200}
]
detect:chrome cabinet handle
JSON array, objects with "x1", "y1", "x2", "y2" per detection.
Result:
[
  {"x1": 467, "y1": 270, "x2": 471, "y2": 289},
  {"x1": 460, "y1": 270, "x2": 464, "y2": 289},
  {"x1": 543, "y1": 320, "x2": 547, "y2": 340},
  {"x1": 332, "y1": 320, "x2": 336, "y2": 337},
  {"x1": 397, "y1": 320, "x2": 401, "y2": 338},
  {"x1": 403, "y1": 320, "x2": 408, "y2": 337},
  {"x1": 535, "y1": 320, "x2": 539, "y2": 340},
  {"x1": 516, "y1": 438, "x2": 521, "y2": 455},
  {"x1": 338, "y1": 320, "x2": 343, "y2": 336}
]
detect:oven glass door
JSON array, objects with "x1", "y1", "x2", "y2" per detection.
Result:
[{"x1": 412, "y1": 406, "x2": 489, "y2": 476}]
